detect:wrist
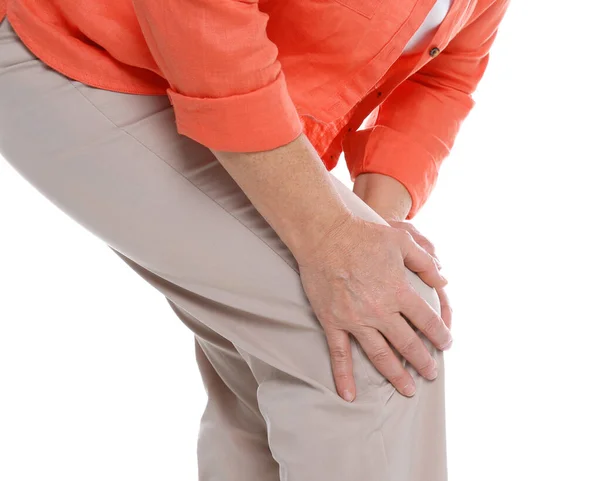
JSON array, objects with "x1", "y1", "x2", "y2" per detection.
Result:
[
  {"x1": 285, "y1": 205, "x2": 354, "y2": 264},
  {"x1": 353, "y1": 172, "x2": 412, "y2": 222},
  {"x1": 213, "y1": 133, "x2": 354, "y2": 263}
]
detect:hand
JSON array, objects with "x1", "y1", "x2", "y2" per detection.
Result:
[
  {"x1": 296, "y1": 213, "x2": 453, "y2": 402},
  {"x1": 386, "y1": 221, "x2": 453, "y2": 330},
  {"x1": 351, "y1": 172, "x2": 452, "y2": 329}
]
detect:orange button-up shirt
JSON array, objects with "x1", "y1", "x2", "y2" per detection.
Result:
[{"x1": 0, "y1": 0, "x2": 509, "y2": 218}]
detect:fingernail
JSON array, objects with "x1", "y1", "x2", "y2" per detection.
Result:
[
  {"x1": 403, "y1": 383, "x2": 416, "y2": 397},
  {"x1": 440, "y1": 275, "x2": 448, "y2": 284},
  {"x1": 427, "y1": 359, "x2": 438, "y2": 380},
  {"x1": 441, "y1": 339, "x2": 453, "y2": 350},
  {"x1": 342, "y1": 390, "x2": 355, "y2": 402}
]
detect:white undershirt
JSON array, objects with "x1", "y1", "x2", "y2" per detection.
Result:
[{"x1": 402, "y1": 0, "x2": 453, "y2": 55}]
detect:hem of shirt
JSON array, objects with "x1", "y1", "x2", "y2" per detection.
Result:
[{"x1": 6, "y1": 10, "x2": 168, "y2": 97}]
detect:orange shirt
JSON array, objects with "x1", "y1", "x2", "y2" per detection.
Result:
[{"x1": 1, "y1": 0, "x2": 509, "y2": 218}]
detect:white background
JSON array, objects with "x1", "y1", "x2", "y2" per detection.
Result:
[{"x1": 1, "y1": 2, "x2": 599, "y2": 480}]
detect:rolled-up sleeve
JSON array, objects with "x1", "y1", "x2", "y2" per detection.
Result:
[
  {"x1": 343, "y1": 0, "x2": 510, "y2": 219},
  {"x1": 132, "y1": 0, "x2": 303, "y2": 152}
]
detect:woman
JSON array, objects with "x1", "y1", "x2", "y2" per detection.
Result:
[{"x1": 0, "y1": 1, "x2": 508, "y2": 479}]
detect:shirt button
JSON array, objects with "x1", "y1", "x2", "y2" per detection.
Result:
[{"x1": 429, "y1": 47, "x2": 441, "y2": 58}]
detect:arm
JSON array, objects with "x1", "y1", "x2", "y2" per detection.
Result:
[
  {"x1": 214, "y1": 134, "x2": 354, "y2": 260},
  {"x1": 345, "y1": 0, "x2": 511, "y2": 220},
  {"x1": 131, "y1": 0, "x2": 302, "y2": 152},
  {"x1": 132, "y1": 0, "x2": 451, "y2": 401},
  {"x1": 353, "y1": 173, "x2": 414, "y2": 222},
  {"x1": 131, "y1": 0, "x2": 353, "y2": 257}
]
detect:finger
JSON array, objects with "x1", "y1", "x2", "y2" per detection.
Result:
[
  {"x1": 391, "y1": 222, "x2": 440, "y2": 265},
  {"x1": 379, "y1": 314, "x2": 438, "y2": 380},
  {"x1": 436, "y1": 286, "x2": 453, "y2": 330},
  {"x1": 399, "y1": 232, "x2": 447, "y2": 289},
  {"x1": 324, "y1": 328, "x2": 356, "y2": 402},
  {"x1": 352, "y1": 327, "x2": 416, "y2": 397},
  {"x1": 418, "y1": 236, "x2": 437, "y2": 258},
  {"x1": 390, "y1": 221, "x2": 423, "y2": 242},
  {"x1": 408, "y1": 229, "x2": 437, "y2": 258},
  {"x1": 397, "y1": 283, "x2": 453, "y2": 351}
]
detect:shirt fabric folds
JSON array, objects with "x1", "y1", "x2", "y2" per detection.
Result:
[{"x1": 0, "y1": 0, "x2": 509, "y2": 218}]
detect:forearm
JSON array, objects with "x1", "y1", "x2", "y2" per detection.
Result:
[
  {"x1": 353, "y1": 173, "x2": 413, "y2": 222},
  {"x1": 211, "y1": 133, "x2": 353, "y2": 260}
]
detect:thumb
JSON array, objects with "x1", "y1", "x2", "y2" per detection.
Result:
[{"x1": 401, "y1": 234, "x2": 447, "y2": 289}]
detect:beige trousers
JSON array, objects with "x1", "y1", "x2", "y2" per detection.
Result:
[{"x1": 0, "y1": 18, "x2": 447, "y2": 480}]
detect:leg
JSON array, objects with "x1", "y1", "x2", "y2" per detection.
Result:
[
  {"x1": 168, "y1": 300, "x2": 279, "y2": 481},
  {"x1": 0, "y1": 18, "x2": 446, "y2": 480}
]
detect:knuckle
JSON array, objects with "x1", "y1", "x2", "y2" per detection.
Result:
[
  {"x1": 396, "y1": 287, "x2": 419, "y2": 312},
  {"x1": 334, "y1": 371, "x2": 352, "y2": 382},
  {"x1": 353, "y1": 325, "x2": 378, "y2": 342},
  {"x1": 347, "y1": 319, "x2": 374, "y2": 336},
  {"x1": 396, "y1": 229, "x2": 413, "y2": 244},
  {"x1": 370, "y1": 347, "x2": 391, "y2": 366},
  {"x1": 326, "y1": 311, "x2": 362, "y2": 330},
  {"x1": 396, "y1": 336, "x2": 419, "y2": 355},
  {"x1": 343, "y1": 317, "x2": 364, "y2": 330},
  {"x1": 319, "y1": 312, "x2": 341, "y2": 328},
  {"x1": 329, "y1": 346, "x2": 350, "y2": 364},
  {"x1": 421, "y1": 312, "x2": 443, "y2": 335},
  {"x1": 371, "y1": 299, "x2": 389, "y2": 316}
]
